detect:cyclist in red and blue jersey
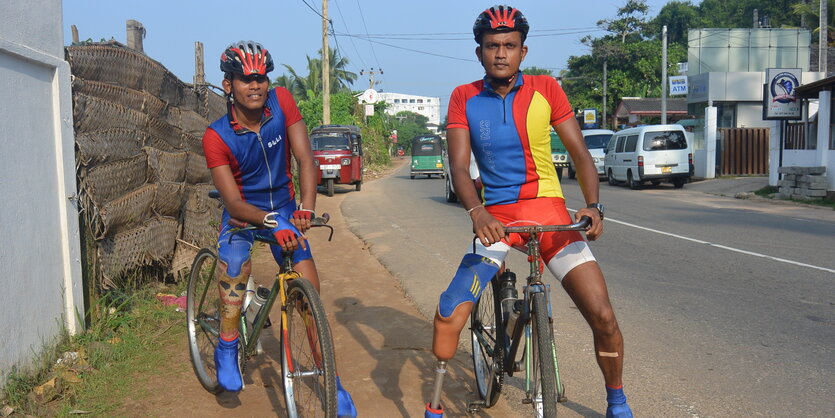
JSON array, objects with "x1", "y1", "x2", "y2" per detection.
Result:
[
  {"x1": 425, "y1": 7, "x2": 632, "y2": 418},
  {"x1": 202, "y1": 41, "x2": 356, "y2": 417}
]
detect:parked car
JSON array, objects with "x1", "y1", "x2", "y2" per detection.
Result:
[
  {"x1": 443, "y1": 152, "x2": 481, "y2": 203},
  {"x1": 310, "y1": 124, "x2": 363, "y2": 196},
  {"x1": 568, "y1": 129, "x2": 614, "y2": 179},
  {"x1": 550, "y1": 128, "x2": 568, "y2": 180},
  {"x1": 603, "y1": 124, "x2": 693, "y2": 189},
  {"x1": 411, "y1": 135, "x2": 445, "y2": 179}
]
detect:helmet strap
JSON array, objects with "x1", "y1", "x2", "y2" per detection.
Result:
[{"x1": 487, "y1": 72, "x2": 517, "y2": 91}]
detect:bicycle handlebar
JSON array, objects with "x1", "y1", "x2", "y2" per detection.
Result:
[
  {"x1": 209, "y1": 190, "x2": 335, "y2": 243},
  {"x1": 503, "y1": 216, "x2": 592, "y2": 234}
]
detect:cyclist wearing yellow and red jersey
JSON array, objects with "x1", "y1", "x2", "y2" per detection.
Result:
[
  {"x1": 202, "y1": 41, "x2": 355, "y2": 417},
  {"x1": 425, "y1": 6, "x2": 632, "y2": 418}
]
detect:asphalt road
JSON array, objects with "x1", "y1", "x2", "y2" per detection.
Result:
[{"x1": 342, "y1": 163, "x2": 835, "y2": 417}]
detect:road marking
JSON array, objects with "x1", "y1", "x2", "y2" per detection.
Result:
[{"x1": 569, "y1": 209, "x2": 835, "y2": 274}]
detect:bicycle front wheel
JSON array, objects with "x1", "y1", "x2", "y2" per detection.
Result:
[
  {"x1": 186, "y1": 248, "x2": 222, "y2": 393},
  {"x1": 470, "y1": 276, "x2": 504, "y2": 407},
  {"x1": 281, "y1": 278, "x2": 337, "y2": 417},
  {"x1": 532, "y1": 291, "x2": 558, "y2": 417}
]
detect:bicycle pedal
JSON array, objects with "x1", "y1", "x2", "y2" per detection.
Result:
[
  {"x1": 466, "y1": 400, "x2": 484, "y2": 414},
  {"x1": 522, "y1": 398, "x2": 533, "y2": 404}
]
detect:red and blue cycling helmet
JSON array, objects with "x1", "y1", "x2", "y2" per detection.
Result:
[
  {"x1": 472, "y1": 5, "x2": 530, "y2": 44},
  {"x1": 220, "y1": 41, "x2": 274, "y2": 77}
]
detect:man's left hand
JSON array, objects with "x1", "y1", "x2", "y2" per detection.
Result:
[
  {"x1": 291, "y1": 209, "x2": 315, "y2": 232},
  {"x1": 576, "y1": 207, "x2": 603, "y2": 241}
]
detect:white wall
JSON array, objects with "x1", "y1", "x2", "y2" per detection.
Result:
[
  {"x1": 0, "y1": 0, "x2": 83, "y2": 385},
  {"x1": 377, "y1": 92, "x2": 442, "y2": 126}
]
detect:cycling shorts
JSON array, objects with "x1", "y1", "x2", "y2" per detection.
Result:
[
  {"x1": 216, "y1": 202, "x2": 312, "y2": 277},
  {"x1": 473, "y1": 197, "x2": 596, "y2": 281}
]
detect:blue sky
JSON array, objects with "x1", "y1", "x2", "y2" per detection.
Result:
[{"x1": 62, "y1": 0, "x2": 671, "y2": 111}]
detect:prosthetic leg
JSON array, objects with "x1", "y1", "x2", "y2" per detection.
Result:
[
  {"x1": 424, "y1": 361, "x2": 447, "y2": 418},
  {"x1": 425, "y1": 254, "x2": 500, "y2": 417}
]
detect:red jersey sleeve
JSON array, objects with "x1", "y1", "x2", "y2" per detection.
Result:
[
  {"x1": 446, "y1": 85, "x2": 470, "y2": 130},
  {"x1": 544, "y1": 77, "x2": 574, "y2": 126},
  {"x1": 274, "y1": 87, "x2": 303, "y2": 127},
  {"x1": 202, "y1": 127, "x2": 232, "y2": 169}
]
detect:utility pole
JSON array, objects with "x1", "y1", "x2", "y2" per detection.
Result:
[
  {"x1": 194, "y1": 41, "x2": 204, "y2": 86},
  {"x1": 322, "y1": 0, "x2": 331, "y2": 124},
  {"x1": 821, "y1": 0, "x2": 828, "y2": 75},
  {"x1": 360, "y1": 68, "x2": 383, "y2": 89},
  {"x1": 661, "y1": 25, "x2": 668, "y2": 124},
  {"x1": 602, "y1": 58, "x2": 608, "y2": 129}
]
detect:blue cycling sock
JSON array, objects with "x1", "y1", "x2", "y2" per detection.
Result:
[
  {"x1": 214, "y1": 336, "x2": 243, "y2": 392},
  {"x1": 336, "y1": 376, "x2": 357, "y2": 417},
  {"x1": 605, "y1": 385, "x2": 633, "y2": 418}
]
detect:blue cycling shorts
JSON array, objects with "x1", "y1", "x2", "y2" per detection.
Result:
[{"x1": 216, "y1": 202, "x2": 313, "y2": 277}]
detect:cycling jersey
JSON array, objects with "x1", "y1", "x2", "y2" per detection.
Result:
[
  {"x1": 202, "y1": 87, "x2": 303, "y2": 211},
  {"x1": 447, "y1": 73, "x2": 574, "y2": 206}
]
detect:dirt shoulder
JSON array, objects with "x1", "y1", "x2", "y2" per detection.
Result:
[{"x1": 118, "y1": 158, "x2": 509, "y2": 417}]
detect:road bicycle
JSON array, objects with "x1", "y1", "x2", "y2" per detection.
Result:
[
  {"x1": 186, "y1": 192, "x2": 337, "y2": 417},
  {"x1": 468, "y1": 217, "x2": 591, "y2": 417}
]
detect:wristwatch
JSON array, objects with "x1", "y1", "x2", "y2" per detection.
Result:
[{"x1": 587, "y1": 203, "x2": 604, "y2": 220}]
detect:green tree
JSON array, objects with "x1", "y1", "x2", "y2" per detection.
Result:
[
  {"x1": 791, "y1": 0, "x2": 835, "y2": 43},
  {"x1": 271, "y1": 48, "x2": 357, "y2": 99},
  {"x1": 646, "y1": 1, "x2": 700, "y2": 45},
  {"x1": 697, "y1": 0, "x2": 801, "y2": 29},
  {"x1": 596, "y1": 0, "x2": 650, "y2": 43},
  {"x1": 390, "y1": 111, "x2": 431, "y2": 153},
  {"x1": 521, "y1": 66, "x2": 554, "y2": 76}
]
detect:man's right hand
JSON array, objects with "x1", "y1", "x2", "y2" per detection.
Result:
[
  {"x1": 470, "y1": 206, "x2": 505, "y2": 247},
  {"x1": 273, "y1": 228, "x2": 308, "y2": 252}
]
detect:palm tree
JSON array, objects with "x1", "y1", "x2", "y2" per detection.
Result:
[{"x1": 273, "y1": 48, "x2": 357, "y2": 99}]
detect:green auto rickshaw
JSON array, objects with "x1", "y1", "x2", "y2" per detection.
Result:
[
  {"x1": 550, "y1": 127, "x2": 568, "y2": 180},
  {"x1": 410, "y1": 135, "x2": 445, "y2": 179}
]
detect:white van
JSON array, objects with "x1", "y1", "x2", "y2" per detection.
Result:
[
  {"x1": 603, "y1": 124, "x2": 693, "y2": 189},
  {"x1": 568, "y1": 129, "x2": 615, "y2": 179}
]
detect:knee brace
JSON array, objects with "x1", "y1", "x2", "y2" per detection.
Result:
[{"x1": 438, "y1": 254, "x2": 499, "y2": 318}]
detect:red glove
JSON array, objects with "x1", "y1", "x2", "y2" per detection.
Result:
[
  {"x1": 273, "y1": 229, "x2": 298, "y2": 247},
  {"x1": 292, "y1": 209, "x2": 315, "y2": 222}
]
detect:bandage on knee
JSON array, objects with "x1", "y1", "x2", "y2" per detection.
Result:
[
  {"x1": 598, "y1": 351, "x2": 619, "y2": 358},
  {"x1": 438, "y1": 254, "x2": 499, "y2": 318}
]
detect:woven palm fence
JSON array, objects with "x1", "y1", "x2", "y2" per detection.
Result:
[{"x1": 68, "y1": 42, "x2": 227, "y2": 288}]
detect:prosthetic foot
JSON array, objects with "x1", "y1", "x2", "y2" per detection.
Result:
[
  {"x1": 214, "y1": 336, "x2": 243, "y2": 392},
  {"x1": 424, "y1": 360, "x2": 447, "y2": 418}
]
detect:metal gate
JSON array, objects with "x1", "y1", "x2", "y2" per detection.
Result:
[{"x1": 718, "y1": 128, "x2": 770, "y2": 175}]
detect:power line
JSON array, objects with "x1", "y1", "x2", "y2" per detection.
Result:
[
  {"x1": 354, "y1": 0, "x2": 384, "y2": 88},
  {"x1": 332, "y1": 0, "x2": 367, "y2": 69},
  {"x1": 299, "y1": 0, "x2": 326, "y2": 20},
  {"x1": 346, "y1": 36, "x2": 478, "y2": 63}
]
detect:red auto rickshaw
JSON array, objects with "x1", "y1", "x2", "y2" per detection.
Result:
[{"x1": 310, "y1": 125, "x2": 363, "y2": 196}]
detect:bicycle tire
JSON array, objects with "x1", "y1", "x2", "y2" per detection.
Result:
[
  {"x1": 186, "y1": 248, "x2": 224, "y2": 394},
  {"x1": 281, "y1": 278, "x2": 337, "y2": 417},
  {"x1": 470, "y1": 276, "x2": 504, "y2": 407},
  {"x1": 532, "y1": 292, "x2": 558, "y2": 417}
]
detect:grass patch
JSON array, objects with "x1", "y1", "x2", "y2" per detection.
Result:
[{"x1": 2, "y1": 284, "x2": 187, "y2": 417}]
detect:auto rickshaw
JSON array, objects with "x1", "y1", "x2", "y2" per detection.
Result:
[
  {"x1": 410, "y1": 135, "x2": 445, "y2": 179},
  {"x1": 310, "y1": 125, "x2": 363, "y2": 196},
  {"x1": 550, "y1": 127, "x2": 568, "y2": 180}
]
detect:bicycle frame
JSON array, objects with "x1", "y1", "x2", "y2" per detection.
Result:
[
  {"x1": 470, "y1": 217, "x2": 590, "y2": 411},
  {"x1": 227, "y1": 219, "x2": 333, "y2": 359}
]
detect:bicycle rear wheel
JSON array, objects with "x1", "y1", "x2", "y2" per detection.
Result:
[
  {"x1": 532, "y1": 292, "x2": 558, "y2": 417},
  {"x1": 281, "y1": 278, "x2": 337, "y2": 417},
  {"x1": 186, "y1": 248, "x2": 223, "y2": 393},
  {"x1": 470, "y1": 276, "x2": 504, "y2": 407}
]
